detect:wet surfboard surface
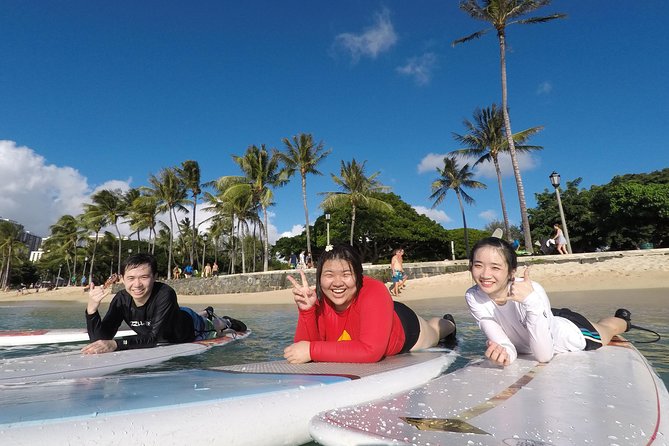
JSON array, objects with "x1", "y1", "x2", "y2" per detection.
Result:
[
  {"x1": 0, "y1": 329, "x2": 251, "y2": 384},
  {"x1": 0, "y1": 328, "x2": 136, "y2": 346},
  {"x1": 0, "y1": 350, "x2": 457, "y2": 446},
  {"x1": 310, "y1": 339, "x2": 669, "y2": 445}
]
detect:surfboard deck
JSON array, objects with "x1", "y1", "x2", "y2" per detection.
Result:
[
  {"x1": 310, "y1": 339, "x2": 669, "y2": 445},
  {"x1": 0, "y1": 329, "x2": 251, "y2": 384},
  {"x1": 0, "y1": 349, "x2": 457, "y2": 446},
  {"x1": 0, "y1": 328, "x2": 136, "y2": 346}
]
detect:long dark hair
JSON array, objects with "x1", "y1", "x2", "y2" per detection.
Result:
[
  {"x1": 315, "y1": 244, "x2": 364, "y2": 300},
  {"x1": 468, "y1": 237, "x2": 517, "y2": 272}
]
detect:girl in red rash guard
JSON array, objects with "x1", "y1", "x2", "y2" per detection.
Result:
[{"x1": 284, "y1": 244, "x2": 456, "y2": 363}]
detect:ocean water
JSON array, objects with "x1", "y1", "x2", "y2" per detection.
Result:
[{"x1": 1, "y1": 289, "x2": 667, "y2": 445}]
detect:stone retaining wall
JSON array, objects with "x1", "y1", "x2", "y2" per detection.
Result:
[{"x1": 161, "y1": 261, "x2": 471, "y2": 296}]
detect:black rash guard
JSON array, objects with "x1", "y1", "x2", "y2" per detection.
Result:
[{"x1": 85, "y1": 282, "x2": 194, "y2": 350}]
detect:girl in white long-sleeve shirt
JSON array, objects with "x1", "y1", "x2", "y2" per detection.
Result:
[{"x1": 465, "y1": 237, "x2": 631, "y2": 366}]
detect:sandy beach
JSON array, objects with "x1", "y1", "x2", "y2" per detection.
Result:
[{"x1": 2, "y1": 250, "x2": 667, "y2": 307}]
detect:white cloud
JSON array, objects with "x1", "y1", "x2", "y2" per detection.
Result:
[
  {"x1": 536, "y1": 81, "x2": 552, "y2": 95},
  {"x1": 417, "y1": 153, "x2": 448, "y2": 174},
  {"x1": 0, "y1": 140, "x2": 91, "y2": 237},
  {"x1": 473, "y1": 152, "x2": 540, "y2": 179},
  {"x1": 334, "y1": 8, "x2": 397, "y2": 63},
  {"x1": 413, "y1": 205, "x2": 452, "y2": 225},
  {"x1": 396, "y1": 52, "x2": 437, "y2": 86},
  {"x1": 479, "y1": 209, "x2": 498, "y2": 222},
  {"x1": 278, "y1": 224, "x2": 305, "y2": 241}
]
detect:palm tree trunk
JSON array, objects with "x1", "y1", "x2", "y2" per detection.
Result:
[
  {"x1": 262, "y1": 205, "x2": 269, "y2": 271},
  {"x1": 349, "y1": 205, "x2": 357, "y2": 246},
  {"x1": 167, "y1": 211, "x2": 174, "y2": 279},
  {"x1": 456, "y1": 191, "x2": 470, "y2": 257},
  {"x1": 190, "y1": 197, "x2": 197, "y2": 268},
  {"x1": 498, "y1": 31, "x2": 533, "y2": 254},
  {"x1": 493, "y1": 158, "x2": 512, "y2": 241},
  {"x1": 301, "y1": 174, "x2": 311, "y2": 256}
]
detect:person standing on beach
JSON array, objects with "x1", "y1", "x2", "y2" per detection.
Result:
[
  {"x1": 212, "y1": 261, "x2": 219, "y2": 276},
  {"x1": 390, "y1": 248, "x2": 407, "y2": 296},
  {"x1": 284, "y1": 244, "x2": 456, "y2": 364},
  {"x1": 551, "y1": 223, "x2": 568, "y2": 255},
  {"x1": 203, "y1": 263, "x2": 212, "y2": 278},
  {"x1": 465, "y1": 237, "x2": 631, "y2": 366},
  {"x1": 82, "y1": 253, "x2": 245, "y2": 354}
]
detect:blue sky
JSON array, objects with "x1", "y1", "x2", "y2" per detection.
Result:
[{"x1": 1, "y1": 1, "x2": 668, "y2": 243}]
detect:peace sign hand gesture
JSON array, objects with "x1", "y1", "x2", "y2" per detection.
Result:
[{"x1": 287, "y1": 269, "x2": 317, "y2": 311}]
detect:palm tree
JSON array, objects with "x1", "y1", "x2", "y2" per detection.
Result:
[
  {"x1": 0, "y1": 220, "x2": 25, "y2": 289},
  {"x1": 177, "y1": 160, "x2": 202, "y2": 268},
  {"x1": 143, "y1": 168, "x2": 188, "y2": 278},
  {"x1": 321, "y1": 159, "x2": 392, "y2": 246},
  {"x1": 430, "y1": 156, "x2": 487, "y2": 257},
  {"x1": 217, "y1": 144, "x2": 287, "y2": 271},
  {"x1": 48, "y1": 214, "x2": 86, "y2": 285},
  {"x1": 90, "y1": 189, "x2": 127, "y2": 274},
  {"x1": 81, "y1": 204, "x2": 109, "y2": 284},
  {"x1": 278, "y1": 133, "x2": 331, "y2": 257},
  {"x1": 453, "y1": 0, "x2": 566, "y2": 253},
  {"x1": 451, "y1": 104, "x2": 543, "y2": 242},
  {"x1": 130, "y1": 194, "x2": 160, "y2": 254}
]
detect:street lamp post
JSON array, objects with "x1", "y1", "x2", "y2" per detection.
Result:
[
  {"x1": 325, "y1": 213, "x2": 331, "y2": 247},
  {"x1": 83, "y1": 257, "x2": 89, "y2": 285},
  {"x1": 549, "y1": 171, "x2": 573, "y2": 254},
  {"x1": 56, "y1": 264, "x2": 62, "y2": 289}
]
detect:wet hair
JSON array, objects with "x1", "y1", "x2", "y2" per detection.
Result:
[
  {"x1": 121, "y1": 253, "x2": 158, "y2": 276},
  {"x1": 315, "y1": 244, "x2": 364, "y2": 300},
  {"x1": 469, "y1": 237, "x2": 518, "y2": 272}
]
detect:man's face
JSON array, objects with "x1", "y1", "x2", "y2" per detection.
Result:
[{"x1": 122, "y1": 263, "x2": 156, "y2": 303}]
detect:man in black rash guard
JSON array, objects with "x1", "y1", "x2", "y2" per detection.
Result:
[{"x1": 82, "y1": 253, "x2": 245, "y2": 354}]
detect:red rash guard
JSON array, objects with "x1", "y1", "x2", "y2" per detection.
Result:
[{"x1": 293, "y1": 276, "x2": 406, "y2": 362}]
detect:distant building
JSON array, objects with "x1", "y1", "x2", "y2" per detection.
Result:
[{"x1": 1, "y1": 216, "x2": 44, "y2": 260}]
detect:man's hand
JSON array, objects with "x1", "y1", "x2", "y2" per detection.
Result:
[
  {"x1": 283, "y1": 341, "x2": 311, "y2": 364},
  {"x1": 484, "y1": 340, "x2": 511, "y2": 366},
  {"x1": 286, "y1": 270, "x2": 317, "y2": 311},
  {"x1": 81, "y1": 339, "x2": 117, "y2": 355}
]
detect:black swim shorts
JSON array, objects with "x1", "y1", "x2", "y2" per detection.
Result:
[
  {"x1": 394, "y1": 301, "x2": 420, "y2": 353},
  {"x1": 551, "y1": 307, "x2": 603, "y2": 351}
]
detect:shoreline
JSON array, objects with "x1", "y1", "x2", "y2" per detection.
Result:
[{"x1": 2, "y1": 250, "x2": 667, "y2": 306}]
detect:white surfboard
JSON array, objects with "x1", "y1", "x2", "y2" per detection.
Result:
[
  {"x1": 0, "y1": 328, "x2": 136, "y2": 346},
  {"x1": 310, "y1": 339, "x2": 669, "y2": 445},
  {"x1": 0, "y1": 349, "x2": 457, "y2": 446},
  {"x1": 0, "y1": 329, "x2": 251, "y2": 384}
]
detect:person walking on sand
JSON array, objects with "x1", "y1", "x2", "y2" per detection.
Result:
[
  {"x1": 203, "y1": 263, "x2": 212, "y2": 278},
  {"x1": 212, "y1": 261, "x2": 219, "y2": 276},
  {"x1": 465, "y1": 237, "x2": 631, "y2": 366},
  {"x1": 552, "y1": 223, "x2": 568, "y2": 255}
]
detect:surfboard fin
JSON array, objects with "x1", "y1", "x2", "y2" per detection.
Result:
[{"x1": 402, "y1": 417, "x2": 490, "y2": 435}]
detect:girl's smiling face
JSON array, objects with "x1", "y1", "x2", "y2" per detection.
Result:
[
  {"x1": 470, "y1": 246, "x2": 515, "y2": 301},
  {"x1": 319, "y1": 259, "x2": 358, "y2": 311}
]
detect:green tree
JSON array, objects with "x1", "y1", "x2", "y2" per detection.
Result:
[
  {"x1": 48, "y1": 214, "x2": 86, "y2": 285},
  {"x1": 90, "y1": 189, "x2": 127, "y2": 275},
  {"x1": 217, "y1": 144, "x2": 287, "y2": 271},
  {"x1": 430, "y1": 156, "x2": 487, "y2": 257},
  {"x1": 0, "y1": 221, "x2": 26, "y2": 289},
  {"x1": 144, "y1": 168, "x2": 188, "y2": 278},
  {"x1": 450, "y1": 104, "x2": 543, "y2": 241},
  {"x1": 177, "y1": 160, "x2": 202, "y2": 268},
  {"x1": 81, "y1": 204, "x2": 109, "y2": 284},
  {"x1": 278, "y1": 133, "x2": 331, "y2": 259},
  {"x1": 321, "y1": 159, "x2": 393, "y2": 246},
  {"x1": 454, "y1": 0, "x2": 566, "y2": 254}
]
